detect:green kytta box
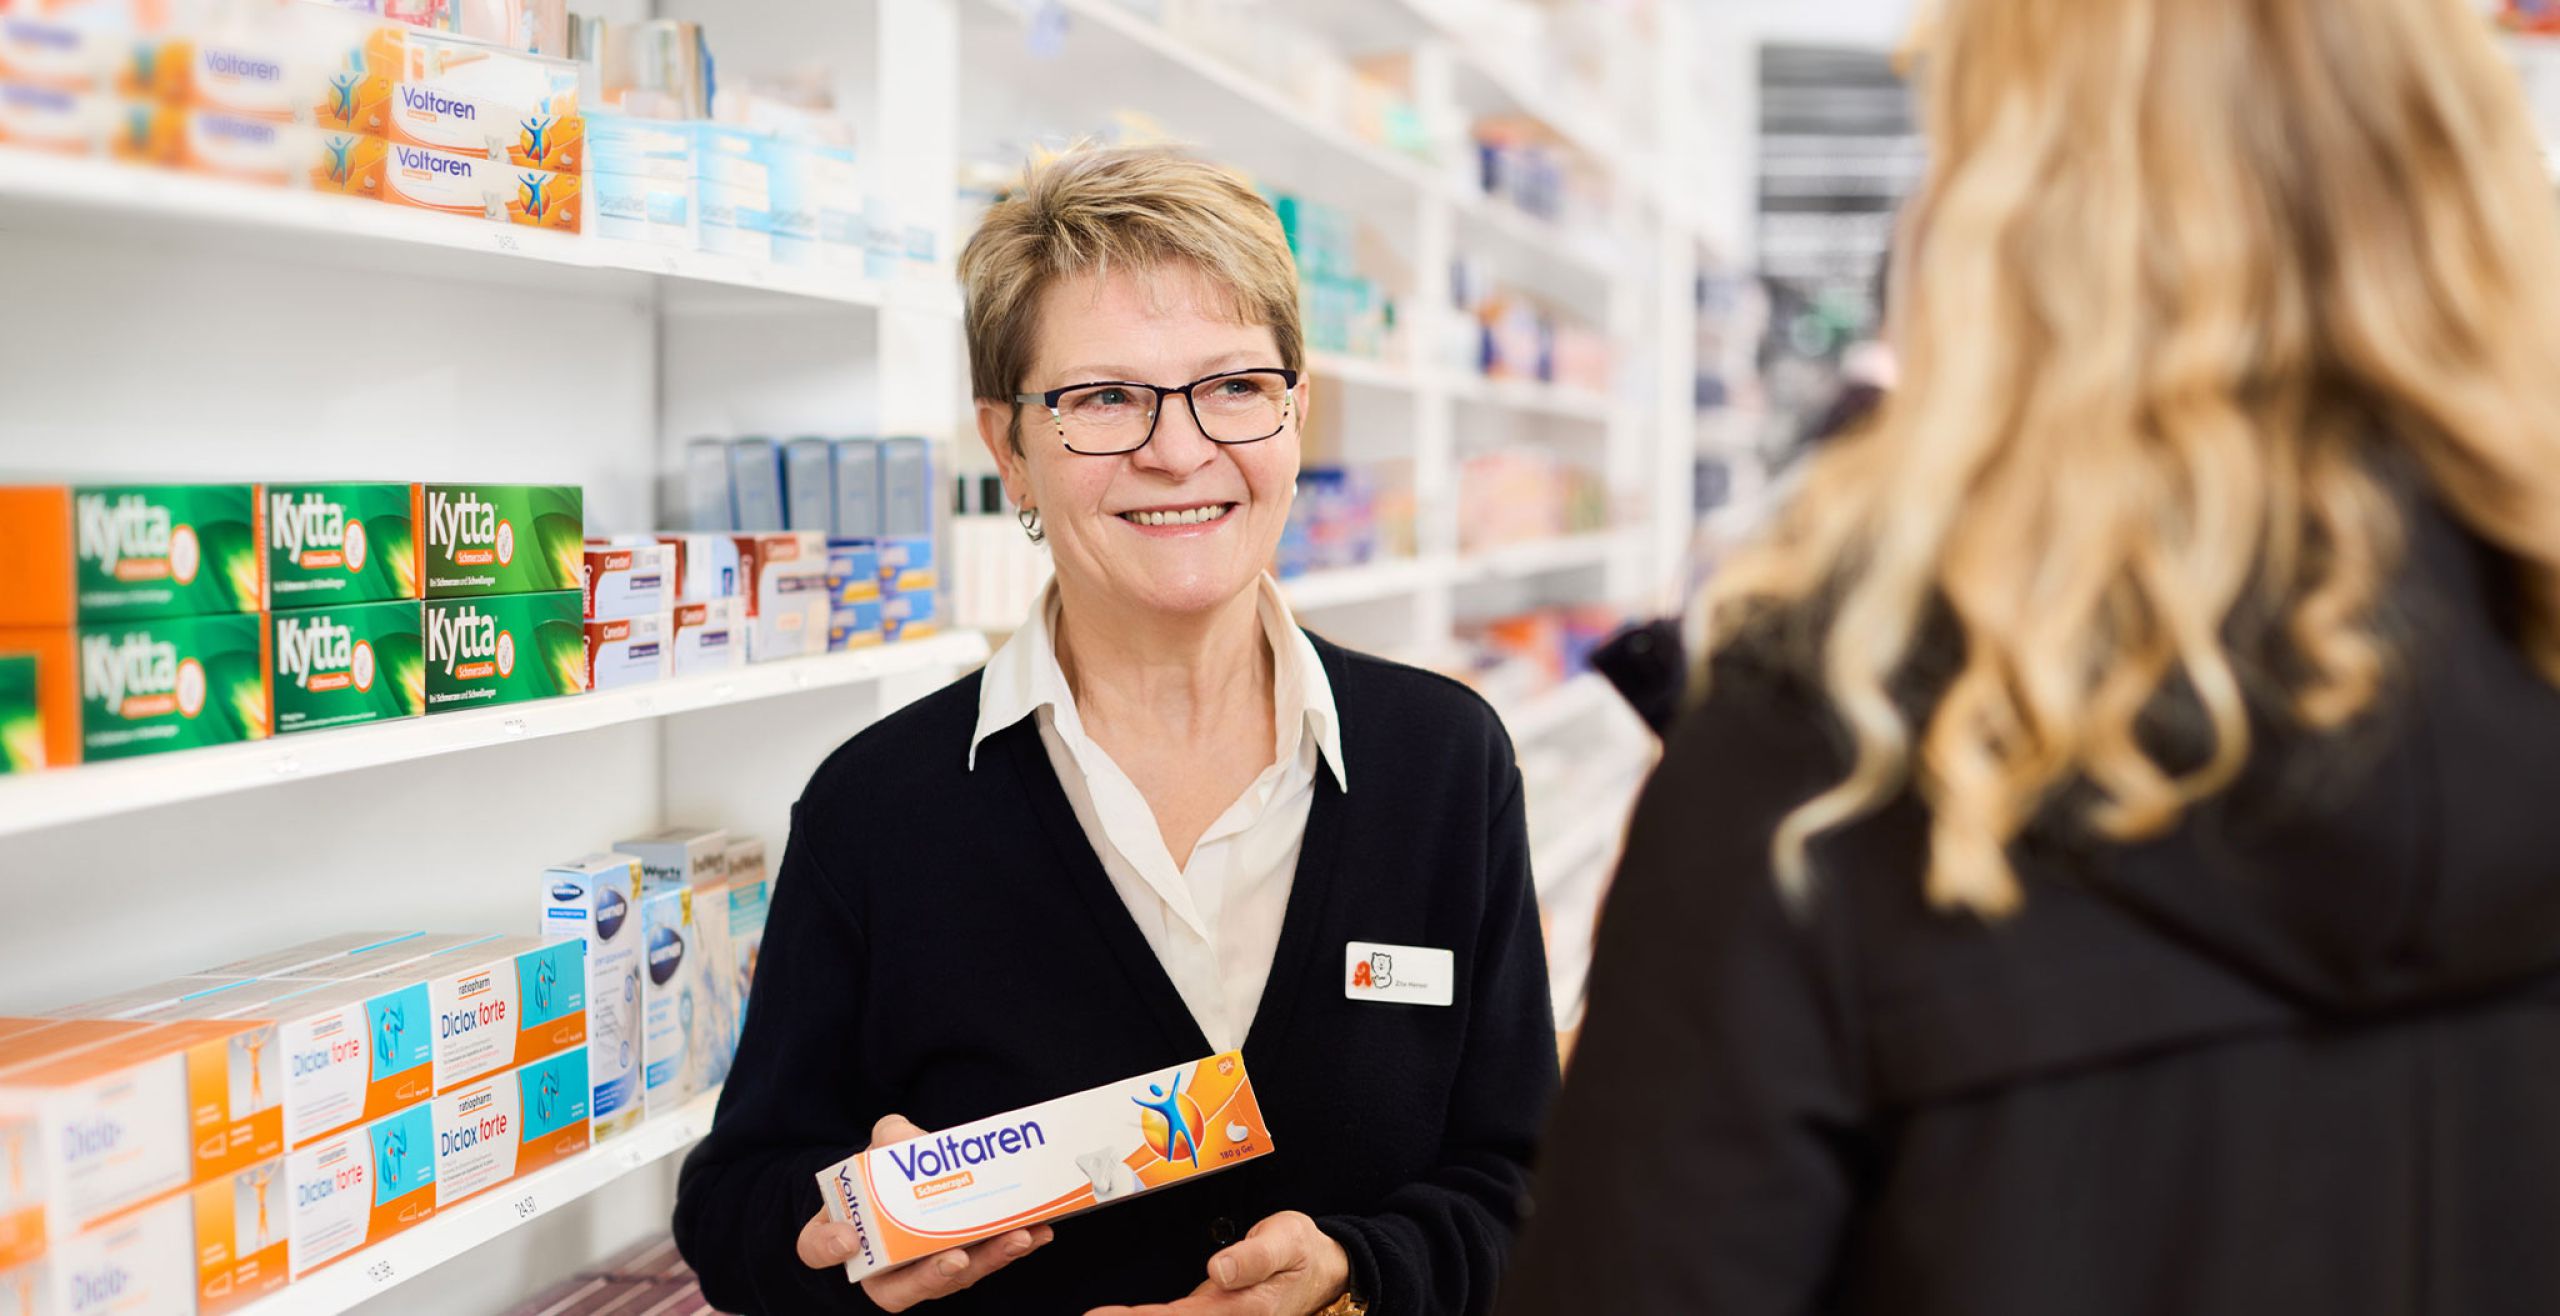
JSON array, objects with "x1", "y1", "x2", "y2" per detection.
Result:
[
  {"x1": 420, "y1": 484, "x2": 585, "y2": 599},
  {"x1": 0, "y1": 653, "x2": 43, "y2": 772},
  {"x1": 424, "y1": 591, "x2": 587, "y2": 714},
  {"x1": 0, "y1": 613, "x2": 272, "y2": 764},
  {"x1": 265, "y1": 483, "x2": 424, "y2": 607},
  {"x1": 0, "y1": 483, "x2": 264, "y2": 624},
  {"x1": 272, "y1": 600, "x2": 425, "y2": 735}
]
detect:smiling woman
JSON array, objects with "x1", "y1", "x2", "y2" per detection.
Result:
[{"x1": 671, "y1": 146, "x2": 1559, "y2": 1316}]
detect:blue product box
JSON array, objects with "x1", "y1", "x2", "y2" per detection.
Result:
[
  {"x1": 727, "y1": 438, "x2": 785, "y2": 531},
  {"x1": 783, "y1": 437, "x2": 833, "y2": 532},
  {"x1": 825, "y1": 539, "x2": 882, "y2": 605},
  {"x1": 832, "y1": 438, "x2": 882, "y2": 537},
  {"x1": 827, "y1": 601, "x2": 883, "y2": 651},
  {"x1": 882, "y1": 583, "x2": 938, "y2": 642},
  {"x1": 590, "y1": 169, "x2": 694, "y2": 247},
  {"x1": 878, "y1": 437, "x2": 934, "y2": 538}
]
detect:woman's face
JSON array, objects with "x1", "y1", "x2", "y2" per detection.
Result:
[{"x1": 978, "y1": 265, "x2": 1303, "y2": 621}]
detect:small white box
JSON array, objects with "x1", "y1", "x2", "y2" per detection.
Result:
[
  {"x1": 613, "y1": 826, "x2": 729, "y2": 887},
  {"x1": 671, "y1": 597, "x2": 746, "y2": 676},
  {"x1": 584, "y1": 612, "x2": 673, "y2": 691},
  {"x1": 539, "y1": 854, "x2": 646, "y2": 1142},
  {"x1": 637, "y1": 882, "x2": 699, "y2": 1118},
  {"x1": 582, "y1": 543, "x2": 674, "y2": 622}
]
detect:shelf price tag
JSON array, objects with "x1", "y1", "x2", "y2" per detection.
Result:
[
  {"x1": 513, "y1": 1194, "x2": 540, "y2": 1220},
  {"x1": 366, "y1": 1259, "x2": 397, "y2": 1287}
]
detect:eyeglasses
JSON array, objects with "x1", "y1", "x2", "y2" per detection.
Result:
[{"x1": 1014, "y1": 368, "x2": 1300, "y2": 456}]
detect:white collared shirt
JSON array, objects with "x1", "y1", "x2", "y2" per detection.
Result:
[{"x1": 969, "y1": 575, "x2": 1346, "y2": 1053}]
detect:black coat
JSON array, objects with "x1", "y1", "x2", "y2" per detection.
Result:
[
  {"x1": 675, "y1": 635, "x2": 1558, "y2": 1314},
  {"x1": 1500, "y1": 506, "x2": 2560, "y2": 1315}
]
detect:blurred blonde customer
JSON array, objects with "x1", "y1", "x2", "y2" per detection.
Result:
[{"x1": 1501, "y1": 0, "x2": 2560, "y2": 1312}]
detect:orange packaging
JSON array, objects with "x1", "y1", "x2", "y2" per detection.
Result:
[
  {"x1": 0, "y1": 1160, "x2": 289, "y2": 1315},
  {"x1": 0, "y1": 1020, "x2": 283, "y2": 1269},
  {"x1": 379, "y1": 142, "x2": 579, "y2": 231}
]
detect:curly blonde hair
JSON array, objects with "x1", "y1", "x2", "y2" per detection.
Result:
[{"x1": 1715, "y1": 0, "x2": 2560, "y2": 916}]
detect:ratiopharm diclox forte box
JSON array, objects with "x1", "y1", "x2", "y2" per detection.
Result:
[
  {"x1": 198, "y1": 931, "x2": 440, "y2": 983},
  {"x1": 40, "y1": 978, "x2": 249, "y2": 1022},
  {"x1": 417, "y1": 936, "x2": 586, "y2": 1095},
  {"x1": 420, "y1": 484, "x2": 585, "y2": 599},
  {"x1": 581, "y1": 544, "x2": 672, "y2": 622},
  {"x1": 817, "y1": 1053, "x2": 1275, "y2": 1282},
  {"x1": 272, "y1": 600, "x2": 425, "y2": 735},
  {"x1": 266, "y1": 482, "x2": 423, "y2": 607},
  {"x1": 669, "y1": 599, "x2": 744, "y2": 677},
  {"x1": 0, "y1": 484, "x2": 265, "y2": 625},
  {"x1": 425, "y1": 592, "x2": 588, "y2": 713},
  {"x1": 431, "y1": 1048, "x2": 590, "y2": 1208},
  {"x1": 540, "y1": 855, "x2": 645, "y2": 1143},
  {"x1": 283, "y1": 1102, "x2": 435, "y2": 1278}
]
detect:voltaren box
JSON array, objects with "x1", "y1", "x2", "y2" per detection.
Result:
[
  {"x1": 272, "y1": 600, "x2": 426, "y2": 735},
  {"x1": 584, "y1": 613, "x2": 672, "y2": 691},
  {"x1": 637, "y1": 882, "x2": 698, "y2": 1118},
  {"x1": 539, "y1": 854, "x2": 646, "y2": 1143},
  {"x1": 431, "y1": 1047, "x2": 591, "y2": 1208},
  {"x1": 424, "y1": 591, "x2": 589, "y2": 713},
  {"x1": 383, "y1": 143, "x2": 582, "y2": 231},
  {"x1": 387, "y1": 80, "x2": 582, "y2": 173},
  {"x1": 0, "y1": 653, "x2": 41, "y2": 774},
  {"x1": 0, "y1": 484, "x2": 265, "y2": 625},
  {"x1": 0, "y1": 1158, "x2": 290, "y2": 1315},
  {"x1": 283, "y1": 1102, "x2": 436, "y2": 1278},
  {"x1": 265, "y1": 482, "x2": 423, "y2": 608},
  {"x1": 0, "y1": 612, "x2": 273, "y2": 766},
  {"x1": 670, "y1": 598, "x2": 745, "y2": 677},
  {"x1": 419, "y1": 484, "x2": 586, "y2": 600},
  {"x1": 614, "y1": 827, "x2": 730, "y2": 888},
  {"x1": 816, "y1": 1053, "x2": 1275, "y2": 1283},
  {"x1": 581, "y1": 543, "x2": 673, "y2": 622}
]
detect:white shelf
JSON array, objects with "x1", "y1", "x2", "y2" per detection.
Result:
[
  {"x1": 233, "y1": 1093, "x2": 719, "y2": 1316},
  {"x1": 1446, "y1": 373, "x2": 1614, "y2": 423},
  {"x1": 1459, "y1": 529, "x2": 1636, "y2": 582},
  {"x1": 0, "y1": 152, "x2": 960, "y2": 316},
  {"x1": 1450, "y1": 190, "x2": 1617, "y2": 285},
  {"x1": 1009, "y1": 0, "x2": 1442, "y2": 198},
  {"x1": 1497, "y1": 672, "x2": 1617, "y2": 746},
  {"x1": 1306, "y1": 351, "x2": 1423, "y2": 393},
  {"x1": 1280, "y1": 556, "x2": 1456, "y2": 611},
  {"x1": 0, "y1": 632, "x2": 991, "y2": 839}
]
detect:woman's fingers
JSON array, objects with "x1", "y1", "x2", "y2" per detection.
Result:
[
  {"x1": 861, "y1": 1226, "x2": 1056, "y2": 1311},
  {"x1": 870, "y1": 1112, "x2": 927, "y2": 1148},
  {"x1": 796, "y1": 1212, "x2": 865, "y2": 1270}
]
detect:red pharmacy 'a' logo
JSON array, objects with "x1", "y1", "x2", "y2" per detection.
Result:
[{"x1": 1351, "y1": 961, "x2": 1373, "y2": 989}]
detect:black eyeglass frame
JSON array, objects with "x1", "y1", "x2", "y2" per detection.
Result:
[{"x1": 1012, "y1": 367, "x2": 1302, "y2": 456}]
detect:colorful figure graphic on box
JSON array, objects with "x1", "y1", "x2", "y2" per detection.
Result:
[
  {"x1": 246, "y1": 1162, "x2": 279, "y2": 1250},
  {"x1": 236, "y1": 1026, "x2": 272, "y2": 1107},
  {"x1": 375, "y1": 999, "x2": 408, "y2": 1062},
  {"x1": 377, "y1": 1121, "x2": 412, "y2": 1193},
  {"x1": 1134, "y1": 1071, "x2": 1204, "y2": 1169}
]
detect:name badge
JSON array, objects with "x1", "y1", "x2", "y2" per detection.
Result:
[{"x1": 1344, "y1": 941, "x2": 1454, "y2": 1007}]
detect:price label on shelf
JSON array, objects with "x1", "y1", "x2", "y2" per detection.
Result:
[
  {"x1": 514, "y1": 1194, "x2": 540, "y2": 1220},
  {"x1": 366, "y1": 1259, "x2": 396, "y2": 1287},
  {"x1": 493, "y1": 232, "x2": 521, "y2": 254}
]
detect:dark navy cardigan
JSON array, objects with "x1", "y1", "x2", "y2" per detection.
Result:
[{"x1": 674, "y1": 634, "x2": 1559, "y2": 1314}]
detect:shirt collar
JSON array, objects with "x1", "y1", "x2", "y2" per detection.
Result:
[{"x1": 968, "y1": 574, "x2": 1347, "y2": 791}]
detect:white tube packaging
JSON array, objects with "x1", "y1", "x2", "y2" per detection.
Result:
[{"x1": 815, "y1": 1052, "x2": 1275, "y2": 1283}]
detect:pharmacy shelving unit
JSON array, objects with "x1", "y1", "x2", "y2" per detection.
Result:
[{"x1": 0, "y1": 1, "x2": 1711, "y2": 1312}]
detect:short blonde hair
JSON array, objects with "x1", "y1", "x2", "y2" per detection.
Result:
[{"x1": 958, "y1": 146, "x2": 1303, "y2": 449}]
